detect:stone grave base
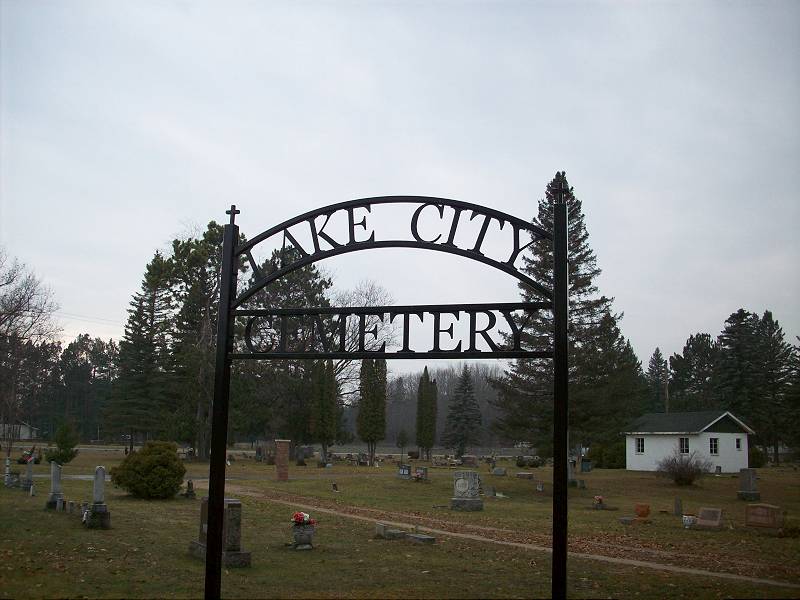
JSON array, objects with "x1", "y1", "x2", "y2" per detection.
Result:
[
  {"x1": 85, "y1": 504, "x2": 111, "y2": 529},
  {"x1": 737, "y1": 491, "x2": 761, "y2": 501},
  {"x1": 21, "y1": 479, "x2": 33, "y2": 492},
  {"x1": 45, "y1": 493, "x2": 63, "y2": 510},
  {"x1": 189, "y1": 541, "x2": 252, "y2": 567},
  {"x1": 450, "y1": 498, "x2": 483, "y2": 511}
]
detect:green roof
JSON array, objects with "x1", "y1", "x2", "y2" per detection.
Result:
[{"x1": 623, "y1": 411, "x2": 753, "y2": 434}]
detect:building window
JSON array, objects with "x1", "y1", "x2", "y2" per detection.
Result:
[
  {"x1": 635, "y1": 437, "x2": 645, "y2": 454},
  {"x1": 679, "y1": 437, "x2": 689, "y2": 454},
  {"x1": 709, "y1": 438, "x2": 719, "y2": 455},
  {"x1": 736, "y1": 438, "x2": 742, "y2": 450}
]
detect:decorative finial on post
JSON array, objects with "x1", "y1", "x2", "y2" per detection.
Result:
[
  {"x1": 226, "y1": 205, "x2": 241, "y2": 225},
  {"x1": 555, "y1": 171, "x2": 567, "y2": 204}
]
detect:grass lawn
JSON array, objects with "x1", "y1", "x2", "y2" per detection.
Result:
[{"x1": 1, "y1": 447, "x2": 798, "y2": 598}]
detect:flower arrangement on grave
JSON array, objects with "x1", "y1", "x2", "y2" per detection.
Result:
[
  {"x1": 290, "y1": 511, "x2": 317, "y2": 549},
  {"x1": 592, "y1": 495, "x2": 604, "y2": 506},
  {"x1": 291, "y1": 511, "x2": 317, "y2": 528}
]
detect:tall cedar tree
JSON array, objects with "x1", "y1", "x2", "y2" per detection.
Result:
[
  {"x1": 106, "y1": 253, "x2": 173, "y2": 448},
  {"x1": 232, "y1": 245, "x2": 332, "y2": 446},
  {"x1": 492, "y1": 172, "x2": 644, "y2": 451},
  {"x1": 415, "y1": 366, "x2": 438, "y2": 460},
  {"x1": 645, "y1": 348, "x2": 668, "y2": 413},
  {"x1": 714, "y1": 309, "x2": 762, "y2": 422},
  {"x1": 668, "y1": 333, "x2": 719, "y2": 412},
  {"x1": 357, "y1": 358, "x2": 386, "y2": 466},
  {"x1": 751, "y1": 311, "x2": 794, "y2": 462},
  {"x1": 442, "y1": 365, "x2": 482, "y2": 458},
  {"x1": 309, "y1": 359, "x2": 339, "y2": 463},
  {"x1": 784, "y1": 340, "x2": 800, "y2": 451}
]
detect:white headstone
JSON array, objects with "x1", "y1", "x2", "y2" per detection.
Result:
[{"x1": 93, "y1": 466, "x2": 106, "y2": 504}]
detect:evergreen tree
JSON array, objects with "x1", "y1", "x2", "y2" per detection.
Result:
[
  {"x1": 442, "y1": 365, "x2": 482, "y2": 458},
  {"x1": 415, "y1": 366, "x2": 438, "y2": 460},
  {"x1": 492, "y1": 172, "x2": 635, "y2": 451},
  {"x1": 356, "y1": 358, "x2": 386, "y2": 466},
  {"x1": 784, "y1": 340, "x2": 800, "y2": 452},
  {"x1": 669, "y1": 333, "x2": 719, "y2": 412},
  {"x1": 309, "y1": 359, "x2": 339, "y2": 463},
  {"x1": 645, "y1": 348, "x2": 668, "y2": 413},
  {"x1": 714, "y1": 309, "x2": 761, "y2": 421},
  {"x1": 569, "y1": 313, "x2": 647, "y2": 447},
  {"x1": 751, "y1": 311, "x2": 794, "y2": 462},
  {"x1": 106, "y1": 252, "x2": 173, "y2": 447}
]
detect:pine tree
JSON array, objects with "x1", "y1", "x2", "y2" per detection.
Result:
[
  {"x1": 645, "y1": 348, "x2": 668, "y2": 413},
  {"x1": 415, "y1": 366, "x2": 438, "y2": 460},
  {"x1": 668, "y1": 333, "x2": 719, "y2": 412},
  {"x1": 442, "y1": 365, "x2": 482, "y2": 458},
  {"x1": 106, "y1": 252, "x2": 174, "y2": 447},
  {"x1": 356, "y1": 358, "x2": 386, "y2": 466},
  {"x1": 751, "y1": 311, "x2": 794, "y2": 462},
  {"x1": 715, "y1": 309, "x2": 761, "y2": 421},
  {"x1": 309, "y1": 360, "x2": 339, "y2": 463},
  {"x1": 492, "y1": 172, "x2": 634, "y2": 452}
]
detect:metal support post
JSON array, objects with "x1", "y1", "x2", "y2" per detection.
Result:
[
  {"x1": 551, "y1": 176, "x2": 569, "y2": 599},
  {"x1": 204, "y1": 207, "x2": 240, "y2": 600}
]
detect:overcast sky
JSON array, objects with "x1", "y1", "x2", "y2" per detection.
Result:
[{"x1": 1, "y1": 1, "x2": 798, "y2": 374}]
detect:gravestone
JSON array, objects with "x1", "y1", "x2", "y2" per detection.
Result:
[
  {"x1": 694, "y1": 507, "x2": 723, "y2": 530},
  {"x1": 536, "y1": 482, "x2": 545, "y2": 493},
  {"x1": 745, "y1": 504, "x2": 784, "y2": 530},
  {"x1": 673, "y1": 497, "x2": 683, "y2": 517},
  {"x1": 414, "y1": 466, "x2": 428, "y2": 481},
  {"x1": 56, "y1": 498, "x2": 64, "y2": 511},
  {"x1": 516, "y1": 472, "x2": 535, "y2": 480},
  {"x1": 21, "y1": 461, "x2": 34, "y2": 491},
  {"x1": 491, "y1": 467, "x2": 507, "y2": 476},
  {"x1": 45, "y1": 461, "x2": 63, "y2": 510},
  {"x1": 484, "y1": 485, "x2": 496, "y2": 497},
  {"x1": 461, "y1": 455, "x2": 478, "y2": 468},
  {"x1": 68, "y1": 501, "x2": 76, "y2": 515},
  {"x1": 450, "y1": 470, "x2": 483, "y2": 511},
  {"x1": 407, "y1": 533, "x2": 435, "y2": 544},
  {"x1": 737, "y1": 468, "x2": 760, "y2": 501},
  {"x1": 189, "y1": 497, "x2": 252, "y2": 567},
  {"x1": 398, "y1": 464, "x2": 411, "y2": 479},
  {"x1": 184, "y1": 479, "x2": 197, "y2": 499},
  {"x1": 3, "y1": 457, "x2": 9, "y2": 486},
  {"x1": 275, "y1": 439, "x2": 290, "y2": 482},
  {"x1": 375, "y1": 522, "x2": 388, "y2": 538},
  {"x1": 85, "y1": 466, "x2": 111, "y2": 529}
]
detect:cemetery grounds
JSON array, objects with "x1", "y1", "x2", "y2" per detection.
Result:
[{"x1": 1, "y1": 447, "x2": 799, "y2": 599}]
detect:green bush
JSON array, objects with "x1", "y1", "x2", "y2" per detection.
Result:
[
  {"x1": 749, "y1": 446, "x2": 766, "y2": 468},
  {"x1": 587, "y1": 444, "x2": 605, "y2": 469},
  {"x1": 602, "y1": 440, "x2": 626, "y2": 469},
  {"x1": 110, "y1": 441, "x2": 186, "y2": 499},
  {"x1": 44, "y1": 423, "x2": 79, "y2": 465}
]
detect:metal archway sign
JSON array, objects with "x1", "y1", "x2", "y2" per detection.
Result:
[{"x1": 205, "y1": 177, "x2": 570, "y2": 599}]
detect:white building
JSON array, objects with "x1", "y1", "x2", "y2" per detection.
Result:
[{"x1": 623, "y1": 411, "x2": 754, "y2": 473}]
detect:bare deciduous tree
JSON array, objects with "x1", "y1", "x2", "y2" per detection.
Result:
[
  {"x1": 332, "y1": 280, "x2": 397, "y2": 400},
  {"x1": 0, "y1": 248, "x2": 59, "y2": 456}
]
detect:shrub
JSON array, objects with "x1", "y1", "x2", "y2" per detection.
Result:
[
  {"x1": 602, "y1": 440, "x2": 626, "y2": 469},
  {"x1": 749, "y1": 446, "x2": 766, "y2": 468},
  {"x1": 656, "y1": 448, "x2": 712, "y2": 485},
  {"x1": 110, "y1": 441, "x2": 186, "y2": 499},
  {"x1": 587, "y1": 444, "x2": 605, "y2": 469},
  {"x1": 44, "y1": 423, "x2": 79, "y2": 465}
]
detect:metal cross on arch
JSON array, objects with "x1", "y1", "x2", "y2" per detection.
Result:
[{"x1": 204, "y1": 177, "x2": 570, "y2": 599}]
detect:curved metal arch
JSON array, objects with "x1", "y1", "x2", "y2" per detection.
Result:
[
  {"x1": 233, "y1": 196, "x2": 553, "y2": 308},
  {"x1": 238, "y1": 195, "x2": 551, "y2": 254}
]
